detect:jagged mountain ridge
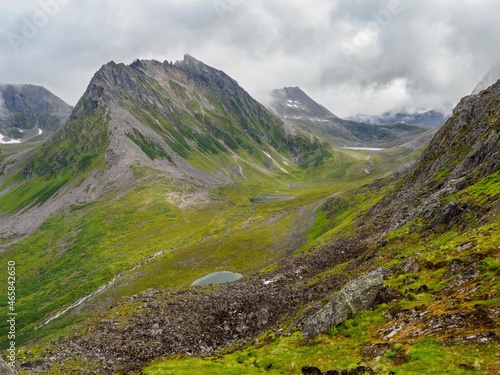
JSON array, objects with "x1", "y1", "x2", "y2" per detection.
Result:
[
  {"x1": 0, "y1": 55, "x2": 328, "y2": 237},
  {"x1": 45, "y1": 56, "x2": 325, "y2": 181},
  {"x1": 0, "y1": 84, "x2": 72, "y2": 141},
  {"x1": 269, "y1": 87, "x2": 434, "y2": 147}
]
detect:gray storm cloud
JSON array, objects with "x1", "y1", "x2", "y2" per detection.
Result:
[{"x1": 0, "y1": 0, "x2": 499, "y2": 117}]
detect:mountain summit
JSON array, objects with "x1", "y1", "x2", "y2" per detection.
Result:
[
  {"x1": 0, "y1": 56, "x2": 327, "y2": 236},
  {"x1": 269, "y1": 87, "x2": 433, "y2": 147},
  {"x1": 270, "y1": 87, "x2": 336, "y2": 120},
  {"x1": 0, "y1": 84, "x2": 72, "y2": 142}
]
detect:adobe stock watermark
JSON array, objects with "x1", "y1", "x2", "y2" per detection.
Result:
[
  {"x1": 7, "y1": 0, "x2": 72, "y2": 54},
  {"x1": 213, "y1": 0, "x2": 243, "y2": 21},
  {"x1": 341, "y1": 0, "x2": 402, "y2": 62},
  {"x1": 6, "y1": 261, "x2": 16, "y2": 369}
]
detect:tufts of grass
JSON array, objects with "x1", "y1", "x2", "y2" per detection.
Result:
[{"x1": 144, "y1": 306, "x2": 499, "y2": 375}]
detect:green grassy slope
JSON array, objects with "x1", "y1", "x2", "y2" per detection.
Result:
[
  {"x1": 0, "y1": 142, "x2": 400, "y2": 349},
  {"x1": 141, "y1": 169, "x2": 500, "y2": 375}
]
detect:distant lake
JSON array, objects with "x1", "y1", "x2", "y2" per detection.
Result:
[
  {"x1": 192, "y1": 271, "x2": 242, "y2": 286},
  {"x1": 250, "y1": 195, "x2": 295, "y2": 204}
]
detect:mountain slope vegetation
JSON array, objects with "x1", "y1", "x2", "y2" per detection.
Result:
[
  {"x1": 0, "y1": 55, "x2": 408, "y2": 362},
  {"x1": 3, "y1": 69, "x2": 498, "y2": 375}
]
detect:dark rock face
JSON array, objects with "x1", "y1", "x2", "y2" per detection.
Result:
[
  {"x1": 0, "y1": 357, "x2": 15, "y2": 374},
  {"x1": 302, "y1": 366, "x2": 374, "y2": 375},
  {"x1": 415, "y1": 284, "x2": 429, "y2": 294},
  {"x1": 361, "y1": 343, "x2": 392, "y2": 358},
  {"x1": 270, "y1": 87, "x2": 337, "y2": 120},
  {"x1": 366, "y1": 79, "x2": 500, "y2": 234},
  {"x1": 301, "y1": 269, "x2": 383, "y2": 340},
  {"x1": 375, "y1": 286, "x2": 404, "y2": 305},
  {"x1": 0, "y1": 84, "x2": 72, "y2": 133},
  {"x1": 302, "y1": 366, "x2": 323, "y2": 375}
]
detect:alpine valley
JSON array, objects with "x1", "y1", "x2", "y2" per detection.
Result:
[{"x1": 0, "y1": 56, "x2": 498, "y2": 375}]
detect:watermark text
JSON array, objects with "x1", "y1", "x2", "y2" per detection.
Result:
[
  {"x1": 341, "y1": 0, "x2": 402, "y2": 62},
  {"x1": 6, "y1": 261, "x2": 16, "y2": 369},
  {"x1": 213, "y1": 0, "x2": 243, "y2": 21},
  {"x1": 7, "y1": 0, "x2": 72, "y2": 53}
]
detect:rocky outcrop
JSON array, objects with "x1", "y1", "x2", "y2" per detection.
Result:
[
  {"x1": 301, "y1": 365, "x2": 374, "y2": 375},
  {"x1": 301, "y1": 268, "x2": 383, "y2": 340},
  {"x1": 366, "y1": 79, "x2": 500, "y2": 234},
  {"x1": 0, "y1": 357, "x2": 15, "y2": 374}
]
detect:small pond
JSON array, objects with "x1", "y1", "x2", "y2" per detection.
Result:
[
  {"x1": 250, "y1": 195, "x2": 295, "y2": 204},
  {"x1": 191, "y1": 271, "x2": 242, "y2": 286}
]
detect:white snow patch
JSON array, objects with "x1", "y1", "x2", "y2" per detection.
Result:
[
  {"x1": 262, "y1": 150, "x2": 289, "y2": 173},
  {"x1": 38, "y1": 128, "x2": 43, "y2": 135},
  {"x1": 0, "y1": 132, "x2": 21, "y2": 144}
]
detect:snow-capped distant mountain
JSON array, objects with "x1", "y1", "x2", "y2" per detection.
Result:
[{"x1": 269, "y1": 87, "x2": 434, "y2": 147}]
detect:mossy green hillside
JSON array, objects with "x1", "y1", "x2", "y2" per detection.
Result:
[
  {"x1": 0, "y1": 109, "x2": 110, "y2": 216},
  {"x1": 0, "y1": 144, "x2": 396, "y2": 349},
  {"x1": 141, "y1": 173, "x2": 500, "y2": 375},
  {"x1": 143, "y1": 311, "x2": 498, "y2": 375}
]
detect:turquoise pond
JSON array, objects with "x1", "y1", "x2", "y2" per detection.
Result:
[{"x1": 191, "y1": 271, "x2": 242, "y2": 286}]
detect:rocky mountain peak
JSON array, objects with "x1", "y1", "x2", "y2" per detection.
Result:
[
  {"x1": 176, "y1": 53, "x2": 204, "y2": 69},
  {"x1": 270, "y1": 86, "x2": 336, "y2": 120},
  {"x1": 0, "y1": 83, "x2": 72, "y2": 134},
  {"x1": 174, "y1": 54, "x2": 241, "y2": 91}
]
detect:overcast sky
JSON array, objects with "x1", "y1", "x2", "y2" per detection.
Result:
[{"x1": 1, "y1": 0, "x2": 499, "y2": 117}]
